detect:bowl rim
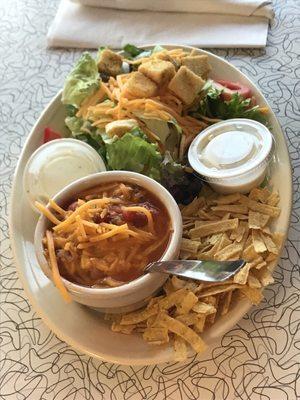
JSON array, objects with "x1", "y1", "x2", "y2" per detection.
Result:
[{"x1": 34, "y1": 170, "x2": 183, "y2": 298}]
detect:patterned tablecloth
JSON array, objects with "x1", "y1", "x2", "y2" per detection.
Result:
[{"x1": 0, "y1": 1, "x2": 299, "y2": 399}]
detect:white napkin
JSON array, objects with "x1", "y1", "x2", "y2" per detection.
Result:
[
  {"x1": 76, "y1": 0, "x2": 274, "y2": 19},
  {"x1": 47, "y1": 0, "x2": 273, "y2": 49}
]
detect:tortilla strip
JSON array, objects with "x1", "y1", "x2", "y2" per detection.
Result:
[
  {"x1": 174, "y1": 337, "x2": 187, "y2": 361},
  {"x1": 198, "y1": 284, "x2": 240, "y2": 298},
  {"x1": 252, "y1": 266, "x2": 274, "y2": 287},
  {"x1": 111, "y1": 322, "x2": 135, "y2": 334},
  {"x1": 248, "y1": 274, "x2": 262, "y2": 288},
  {"x1": 230, "y1": 213, "x2": 249, "y2": 220},
  {"x1": 180, "y1": 238, "x2": 202, "y2": 254},
  {"x1": 176, "y1": 291, "x2": 198, "y2": 315},
  {"x1": 240, "y1": 286, "x2": 263, "y2": 305},
  {"x1": 246, "y1": 257, "x2": 265, "y2": 269},
  {"x1": 203, "y1": 296, "x2": 219, "y2": 326},
  {"x1": 219, "y1": 290, "x2": 233, "y2": 315},
  {"x1": 192, "y1": 302, "x2": 216, "y2": 315},
  {"x1": 255, "y1": 261, "x2": 267, "y2": 270},
  {"x1": 181, "y1": 197, "x2": 202, "y2": 217},
  {"x1": 214, "y1": 193, "x2": 241, "y2": 205},
  {"x1": 176, "y1": 313, "x2": 201, "y2": 326},
  {"x1": 197, "y1": 210, "x2": 220, "y2": 221},
  {"x1": 214, "y1": 243, "x2": 243, "y2": 261},
  {"x1": 211, "y1": 204, "x2": 248, "y2": 214},
  {"x1": 207, "y1": 233, "x2": 223, "y2": 245},
  {"x1": 216, "y1": 233, "x2": 232, "y2": 251},
  {"x1": 247, "y1": 200, "x2": 280, "y2": 217},
  {"x1": 265, "y1": 253, "x2": 278, "y2": 262},
  {"x1": 120, "y1": 304, "x2": 159, "y2": 325},
  {"x1": 221, "y1": 212, "x2": 231, "y2": 220},
  {"x1": 252, "y1": 230, "x2": 267, "y2": 253},
  {"x1": 242, "y1": 244, "x2": 258, "y2": 260},
  {"x1": 158, "y1": 313, "x2": 207, "y2": 353},
  {"x1": 230, "y1": 222, "x2": 246, "y2": 242},
  {"x1": 249, "y1": 187, "x2": 271, "y2": 203},
  {"x1": 261, "y1": 233, "x2": 279, "y2": 254},
  {"x1": 183, "y1": 222, "x2": 195, "y2": 230},
  {"x1": 171, "y1": 276, "x2": 187, "y2": 290},
  {"x1": 272, "y1": 232, "x2": 284, "y2": 249},
  {"x1": 197, "y1": 241, "x2": 220, "y2": 260},
  {"x1": 189, "y1": 219, "x2": 239, "y2": 239},
  {"x1": 248, "y1": 211, "x2": 270, "y2": 229},
  {"x1": 193, "y1": 315, "x2": 206, "y2": 333},
  {"x1": 159, "y1": 289, "x2": 187, "y2": 310},
  {"x1": 234, "y1": 263, "x2": 251, "y2": 285},
  {"x1": 143, "y1": 327, "x2": 169, "y2": 344},
  {"x1": 267, "y1": 191, "x2": 280, "y2": 206},
  {"x1": 180, "y1": 250, "x2": 193, "y2": 260}
]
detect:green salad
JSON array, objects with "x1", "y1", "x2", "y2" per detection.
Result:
[{"x1": 61, "y1": 45, "x2": 269, "y2": 203}]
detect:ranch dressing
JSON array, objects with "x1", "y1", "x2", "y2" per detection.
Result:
[
  {"x1": 23, "y1": 138, "x2": 106, "y2": 210},
  {"x1": 188, "y1": 119, "x2": 273, "y2": 194}
]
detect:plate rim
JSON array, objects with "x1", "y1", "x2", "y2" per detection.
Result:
[{"x1": 9, "y1": 44, "x2": 293, "y2": 365}]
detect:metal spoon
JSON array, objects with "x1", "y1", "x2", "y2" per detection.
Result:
[{"x1": 145, "y1": 259, "x2": 245, "y2": 282}]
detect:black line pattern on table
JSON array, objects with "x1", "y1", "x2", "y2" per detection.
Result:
[{"x1": 0, "y1": 0, "x2": 299, "y2": 399}]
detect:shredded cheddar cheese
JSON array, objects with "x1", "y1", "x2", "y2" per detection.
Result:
[
  {"x1": 46, "y1": 230, "x2": 72, "y2": 303},
  {"x1": 35, "y1": 201, "x2": 62, "y2": 225}
]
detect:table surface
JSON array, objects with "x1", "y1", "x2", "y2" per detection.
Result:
[{"x1": 1, "y1": 1, "x2": 299, "y2": 399}]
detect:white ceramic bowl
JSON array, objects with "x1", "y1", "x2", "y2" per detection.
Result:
[{"x1": 34, "y1": 171, "x2": 183, "y2": 313}]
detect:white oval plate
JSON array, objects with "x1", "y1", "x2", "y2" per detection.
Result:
[{"x1": 9, "y1": 45, "x2": 292, "y2": 365}]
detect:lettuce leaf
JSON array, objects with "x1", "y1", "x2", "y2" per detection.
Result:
[
  {"x1": 106, "y1": 131, "x2": 162, "y2": 180},
  {"x1": 123, "y1": 44, "x2": 145, "y2": 58},
  {"x1": 140, "y1": 117, "x2": 182, "y2": 160},
  {"x1": 191, "y1": 86, "x2": 268, "y2": 126},
  {"x1": 62, "y1": 53, "x2": 99, "y2": 108},
  {"x1": 65, "y1": 115, "x2": 84, "y2": 136},
  {"x1": 65, "y1": 115, "x2": 107, "y2": 161},
  {"x1": 122, "y1": 44, "x2": 166, "y2": 60}
]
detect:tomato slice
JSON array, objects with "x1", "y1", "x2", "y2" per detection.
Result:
[
  {"x1": 214, "y1": 79, "x2": 252, "y2": 101},
  {"x1": 43, "y1": 127, "x2": 62, "y2": 143}
]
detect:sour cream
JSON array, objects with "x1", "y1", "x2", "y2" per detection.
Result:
[
  {"x1": 23, "y1": 138, "x2": 106, "y2": 211},
  {"x1": 188, "y1": 119, "x2": 273, "y2": 194}
]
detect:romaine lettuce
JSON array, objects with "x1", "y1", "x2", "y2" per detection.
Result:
[
  {"x1": 106, "y1": 131, "x2": 162, "y2": 181},
  {"x1": 140, "y1": 117, "x2": 182, "y2": 160},
  {"x1": 62, "y1": 53, "x2": 99, "y2": 108},
  {"x1": 65, "y1": 115, "x2": 106, "y2": 161},
  {"x1": 122, "y1": 44, "x2": 166, "y2": 60}
]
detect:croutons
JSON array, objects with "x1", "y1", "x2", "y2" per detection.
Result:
[
  {"x1": 105, "y1": 119, "x2": 138, "y2": 137},
  {"x1": 97, "y1": 49, "x2": 123, "y2": 76},
  {"x1": 138, "y1": 60, "x2": 175, "y2": 86},
  {"x1": 168, "y1": 66, "x2": 205, "y2": 105},
  {"x1": 181, "y1": 55, "x2": 211, "y2": 80},
  {"x1": 123, "y1": 72, "x2": 158, "y2": 98}
]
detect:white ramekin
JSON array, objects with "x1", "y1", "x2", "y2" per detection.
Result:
[
  {"x1": 188, "y1": 119, "x2": 273, "y2": 194},
  {"x1": 34, "y1": 171, "x2": 182, "y2": 313},
  {"x1": 23, "y1": 138, "x2": 106, "y2": 211}
]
